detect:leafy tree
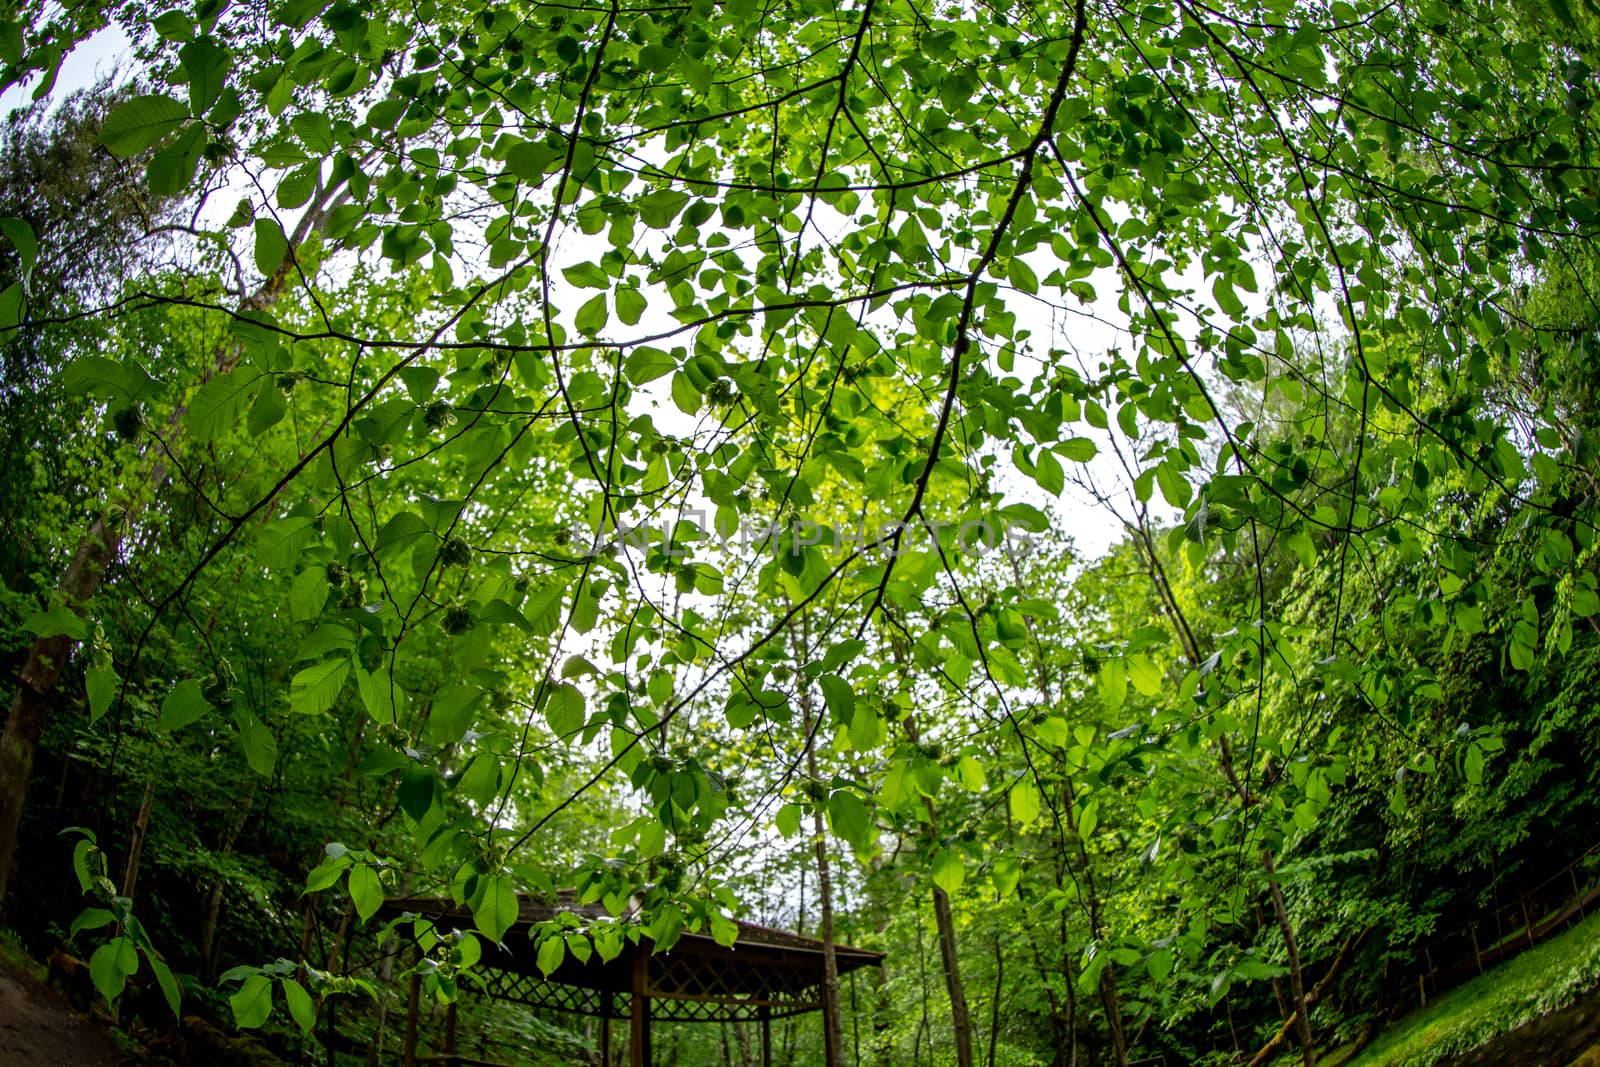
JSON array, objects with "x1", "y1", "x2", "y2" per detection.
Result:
[{"x1": 10, "y1": 0, "x2": 1600, "y2": 1063}]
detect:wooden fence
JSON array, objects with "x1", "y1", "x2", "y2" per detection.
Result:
[{"x1": 1406, "y1": 842, "x2": 1600, "y2": 1005}]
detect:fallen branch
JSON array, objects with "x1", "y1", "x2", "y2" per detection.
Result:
[{"x1": 1248, "y1": 927, "x2": 1374, "y2": 1067}]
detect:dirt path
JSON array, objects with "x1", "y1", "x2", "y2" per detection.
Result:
[{"x1": 0, "y1": 957, "x2": 142, "y2": 1066}]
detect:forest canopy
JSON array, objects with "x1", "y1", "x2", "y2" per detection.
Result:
[{"x1": 4, "y1": 0, "x2": 1600, "y2": 1063}]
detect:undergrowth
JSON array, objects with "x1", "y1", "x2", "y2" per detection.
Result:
[{"x1": 1344, "y1": 909, "x2": 1600, "y2": 1067}]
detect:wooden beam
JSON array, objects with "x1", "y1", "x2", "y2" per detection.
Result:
[
  {"x1": 402, "y1": 972, "x2": 421, "y2": 1067},
  {"x1": 601, "y1": 991, "x2": 613, "y2": 1067},
  {"x1": 630, "y1": 947, "x2": 652, "y2": 1067},
  {"x1": 760, "y1": 1006, "x2": 772, "y2": 1067}
]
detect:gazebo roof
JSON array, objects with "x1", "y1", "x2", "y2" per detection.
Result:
[{"x1": 383, "y1": 892, "x2": 884, "y2": 1023}]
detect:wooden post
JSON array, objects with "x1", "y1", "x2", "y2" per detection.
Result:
[
  {"x1": 444, "y1": 999, "x2": 457, "y2": 1063},
  {"x1": 1522, "y1": 900, "x2": 1536, "y2": 946},
  {"x1": 1574, "y1": 868, "x2": 1586, "y2": 917},
  {"x1": 1470, "y1": 924, "x2": 1484, "y2": 974},
  {"x1": 760, "y1": 1007, "x2": 772, "y2": 1067},
  {"x1": 1417, "y1": 974, "x2": 1426, "y2": 1008},
  {"x1": 601, "y1": 991, "x2": 613, "y2": 1067},
  {"x1": 402, "y1": 971, "x2": 421, "y2": 1067},
  {"x1": 630, "y1": 948, "x2": 652, "y2": 1067}
]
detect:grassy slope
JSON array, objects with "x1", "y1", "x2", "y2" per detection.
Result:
[{"x1": 1342, "y1": 909, "x2": 1600, "y2": 1067}]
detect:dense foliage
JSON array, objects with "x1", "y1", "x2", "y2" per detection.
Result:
[{"x1": 6, "y1": 0, "x2": 1600, "y2": 1063}]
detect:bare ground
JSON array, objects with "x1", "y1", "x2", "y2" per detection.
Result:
[{"x1": 0, "y1": 956, "x2": 144, "y2": 1066}]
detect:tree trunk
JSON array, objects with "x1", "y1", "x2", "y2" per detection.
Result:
[
  {"x1": 117, "y1": 779, "x2": 156, "y2": 899},
  {"x1": 884, "y1": 633, "x2": 978, "y2": 1067},
  {"x1": 199, "y1": 785, "x2": 257, "y2": 981},
  {"x1": 985, "y1": 934, "x2": 1003, "y2": 1067},
  {"x1": 801, "y1": 683, "x2": 846, "y2": 1067},
  {"x1": 1098, "y1": 967, "x2": 1129, "y2": 1067},
  {"x1": 1262, "y1": 848, "x2": 1317, "y2": 1067},
  {"x1": 1127, "y1": 520, "x2": 1314, "y2": 1067},
  {"x1": 365, "y1": 932, "x2": 399, "y2": 1067},
  {"x1": 0, "y1": 530, "x2": 112, "y2": 906},
  {"x1": 931, "y1": 885, "x2": 976, "y2": 1067}
]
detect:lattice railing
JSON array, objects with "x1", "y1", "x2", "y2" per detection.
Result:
[
  {"x1": 479, "y1": 969, "x2": 609, "y2": 1017},
  {"x1": 471, "y1": 945, "x2": 834, "y2": 1023},
  {"x1": 648, "y1": 955, "x2": 821, "y2": 1019}
]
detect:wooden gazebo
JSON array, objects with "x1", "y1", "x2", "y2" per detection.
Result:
[{"x1": 384, "y1": 893, "x2": 884, "y2": 1067}]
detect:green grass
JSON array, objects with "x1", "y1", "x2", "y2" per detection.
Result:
[
  {"x1": 1342, "y1": 909, "x2": 1600, "y2": 1067},
  {"x1": 0, "y1": 926, "x2": 45, "y2": 982}
]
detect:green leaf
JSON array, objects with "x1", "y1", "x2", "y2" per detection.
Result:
[
  {"x1": 1099, "y1": 659, "x2": 1127, "y2": 712},
  {"x1": 638, "y1": 190, "x2": 690, "y2": 228},
  {"x1": 147, "y1": 122, "x2": 205, "y2": 197},
  {"x1": 475, "y1": 875, "x2": 520, "y2": 943},
  {"x1": 1060, "y1": 437, "x2": 1097, "y2": 462},
  {"x1": 399, "y1": 767, "x2": 440, "y2": 822},
  {"x1": 347, "y1": 864, "x2": 383, "y2": 922},
  {"x1": 625, "y1": 347, "x2": 676, "y2": 385},
  {"x1": 955, "y1": 754, "x2": 985, "y2": 791},
  {"x1": 254, "y1": 218, "x2": 289, "y2": 277},
  {"x1": 356, "y1": 667, "x2": 403, "y2": 725},
  {"x1": 71, "y1": 837, "x2": 99, "y2": 893},
  {"x1": 280, "y1": 977, "x2": 315, "y2": 1034},
  {"x1": 180, "y1": 37, "x2": 230, "y2": 114},
  {"x1": 248, "y1": 380, "x2": 288, "y2": 435},
  {"x1": 537, "y1": 933, "x2": 566, "y2": 976},
  {"x1": 68, "y1": 907, "x2": 116, "y2": 940},
  {"x1": 100, "y1": 95, "x2": 189, "y2": 156},
  {"x1": 235, "y1": 707, "x2": 279, "y2": 777},
  {"x1": 850, "y1": 701, "x2": 884, "y2": 750},
  {"x1": 1009, "y1": 779, "x2": 1041, "y2": 826},
  {"x1": 931, "y1": 848, "x2": 964, "y2": 894},
  {"x1": 709, "y1": 911, "x2": 739, "y2": 948},
  {"x1": 22, "y1": 603, "x2": 86, "y2": 640},
  {"x1": 1127, "y1": 654, "x2": 1161, "y2": 696},
  {"x1": 230, "y1": 973, "x2": 274, "y2": 1029},
  {"x1": 506, "y1": 139, "x2": 563, "y2": 180},
  {"x1": 1, "y1": 216, "x2": 37, "y2": 279},
  {"x1": 290, "y1": 657, "x2": 352, "y2": 715},
  {"x1": 826, "y1": 790, "x2": 873, "y2": 854},
  {"x1": 305, "y1": 854, "x2": 351, "y2": 893},
  {"x1": 574, "y1": 292, "x2": 608, "y2": 335},
  {"x1": 1213, "y1": 275, "x2": 1246, "y2": 318},
  {"x1": 1079, "y1": 799, "x2": 1099, "y2": 839},
  {"x1": 258, "y1": 516, "x2": 317, "y2": 570},
  {"x1": 187, "y1": 368, "x2": 264, "y2": 441},
  {"x1": 276, "y1": 163, "x2": 319, "y2": 209},
  {"x1": 818, "y1": 674, "x2": 854, "y2": 724},
  {"x1": 289, "y1": 567, "x2": 329, "y2": 622},
  {"x1": 991, "y1": 854, "x2": 1021, "y2": 898},
  {"x1": 1034, "y1": 449, "x2": 1064, "y2": 495},
  {"x1": 616, "y1": 287, "x2": 647, "y2": 325},
  {"x1": 775, "y1": 803, "x2": 802, "y2": 837},
  {"x1": 1148, "y1": 948, "x2": 1174, "y2": 983},
  {"x1": 1007, "y1": 257, "x2": 1039, "y2": 295},
  {"x1": 545, "y1": 682, "x2": 586, "y2": 737},
  {"x1": 89, "y1": 937, "x2": 139, "y2": 1006},
  {"x1": 147, "y1": 955, "x2": 182, "y2": 1019},
  {"x1": 158, "y1": 679, "x2": 213, "y2": 731},
  {"x1": 562, "y1": 261, "x2": 609, "y2": 288},
  {"x1": 0, "y1": 281, "x2": 23, "y2": 335}
]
